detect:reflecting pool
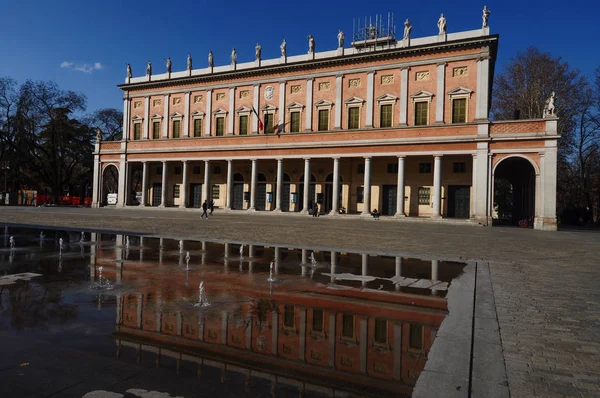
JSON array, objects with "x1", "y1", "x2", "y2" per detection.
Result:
[{"x1": 0, "y1": 226, "x2": 466, "y2": 397}]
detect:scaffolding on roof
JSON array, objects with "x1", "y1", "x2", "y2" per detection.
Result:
[{"x1": 352, "y1": 12, "x2": 396, "y2": 49}]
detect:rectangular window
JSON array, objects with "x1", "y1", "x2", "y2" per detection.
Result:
[
  {"x1": 172, "y1": 120, "x2": 181, "y2": 138},
  {"x1": 264, "y1": 113, "x2": 274, "y2": 134},
  {"x1": 239, "y1": 115, "x2": 248, "y2": 135},
  {"x1": 318, "y1": 109, "x2": 329, "y2": 131},
  {"x1": 380, "y1": 104, "x2": 393, "y2": 127},
  {"x1": 284, "y1": 305, "x2": 295, "y2": 328},
  {"x1": 342, "y1": 314, "x2": 354, "y2": 338},
  {"x1": 152, "y1": 121, "x2": 161, "y2": 139},
  {"x1": 419, "y1": 163, "x2": 432, "y2": 173},
  {"x1": 193, "y1": 119, "x2": 202, "y2": 137},
  {"x1": 174, "y1": 167, "x2": 182, "y2": 175},
  {"x1": 452, "y1": 98, "x2": 467, "y2": 123},
  {"x1": 418, "y1": 187, "x2": 431, "y2": 205},
  {"x1": 415, "y1": 101, "x2": 429, "y2": 126},
  {"x1": 387, "y1": 163, "x2": 398, "y2": 173},
  {"x1": 347, "y1": 107, "x2": 359, "y2": 129},
  {"x1": 290, "y1": 111, "x2": 301, "y2": 132},
  {"x1": 212, "y1": 184, "x2": 220, "y2": 199},
  {"x1": 215, "y1": 117, "x2": 225, "y2": 136},
  {"x1": 409, "y1": 324, "x2": 424, "y2": 350},
  {"x1": 133, "y1": 123, "x2": 141, "y2": 140},
  {"x1": 192, "y1": 166, "x2": 201, "y2": 175},
  {"x1": 453, "y1": 162, "x2": 466, "y2": 173},
  {"x1": 356, "y1": 186, "x2": 364, "y2": 204},
  {"x1": 312, "y1": 309, "x2": 324, "y2": 332},
  {"x1": 173, "y1": 184, "x2": 180, "y2": 199},
  {"x1": 374, "y1": 318, "x2": 387, "y2": 345}
]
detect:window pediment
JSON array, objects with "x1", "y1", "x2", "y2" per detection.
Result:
[
  {"x1": 235, "y1": 106, "x2": 252, "y2": 114},
  {"x1": 260, "y1": 104, "x2": 277, "y2": 112},
  {"x1": 191, "y1": 110, "x2": 205, "y2": 118},
  {"x1": 150, "y1": 113, "x2": 163, "y2": 119},
  {"x1": 410, "y1": 90, "x2": 435, "y2": 102},
  {"x1": 131, "y1": 115, "x2": 144, "y2": 121},
  {"x1": 314, "y1": 99, "x2": 333, "y2": 109},
  {"x1": 376, "y1": 94, "x2": 398, "y2": 103},
  {"x1": 447, "y1": 86, "x2": 473, "y2": 97},
  {"x1": 286, "y1": 102, "x2": 304, "y2": 111},
  {"x1": 344, "y1": 96, "x2": 365, "y2": 106},
  {"x1": 212, "y1": 108, "x2": 228, "y2": 116},
  {"x1": 169, "y1": 112, "x2": 183, "y2": 119}
]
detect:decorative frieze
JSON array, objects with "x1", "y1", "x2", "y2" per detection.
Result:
[
  {"x1": 216, "y1": 93, "x2": 226, "y2": 101},
  {"x1": 318, "y1": 82, "x2": 331, "y2": 91},
  {"x1": 290, "y1": 84, "x2": 302, "y2": 94},
  {"x1": 193, "y1": 95, "x2": 203, "y2": 103},
  {"x1": 381, "y1": 75, "x2": 394, "y2": 85},
  {"x1": 239, "y1": 90, "x2": 249, "y2": 98},
  {"x1": 416, "y1": 71, "x2": 430, "y2": 81},
  {"x1": 348, "y1": 78, "x2": 361, "y2": 88},
  {"x1": 172, "y1": 97, "x2": 181, "y2": 105},
  {"x1": 152, "y1": 99, "x2": 161, "y2": 107},
  {"x1": 453, "y1": 66, "x2": 468, "y2": 77},
  {"x1": 133, "y1": 101, "x2": 142, "y2": 109}
]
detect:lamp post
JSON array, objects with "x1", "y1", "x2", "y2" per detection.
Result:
[{"x1": 1, "y1": 161, "x2": 9, "y2": 203}]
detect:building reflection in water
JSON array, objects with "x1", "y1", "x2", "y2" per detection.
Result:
[{"x1": 90, "y1": 233, "x2": 465, "y2": 397}]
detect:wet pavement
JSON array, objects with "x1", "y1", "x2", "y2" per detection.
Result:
[
  {"x1": 1, "y1": 206, "x2": 599, "y2": 398},
  {"x1": 0, "y1": 226, "x2": 468, "y2": 397}
]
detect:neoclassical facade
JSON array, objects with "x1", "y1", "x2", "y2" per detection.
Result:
[{"x1": 92, "y1": 18, "x2": 559, "y2": 230}]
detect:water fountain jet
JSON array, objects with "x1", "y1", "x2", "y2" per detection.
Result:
[{"x1": 194, "y1": 281, "x2": 211, "y2": 307}]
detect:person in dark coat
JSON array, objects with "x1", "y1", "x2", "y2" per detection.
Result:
[
  {"x1": 201, "y1": 200, "x2": 209, "y2": 219},
  {"x1": 313, "y1": 202, "x2": 319, "y2": 217},
  {"x1": 210, "y1": 200, "x2": 215, "y2": 215}
]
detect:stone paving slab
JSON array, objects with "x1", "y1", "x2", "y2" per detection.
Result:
[{"x1": 1, "y1": 206, "x2": 599, "y2": 398}]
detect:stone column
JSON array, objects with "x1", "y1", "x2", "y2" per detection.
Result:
[
  {"x1": 399, "y1": 67, "x2": 409, "y2": 126},
  {"x1": 141, "y1": 97, "x2": 149, "y2": 139},
  {"x1": 92, "y1": 154, "x2": 100, "y2": 207},
  {"x1": 330, "y1": 157, "x2": 340, "y2": 215},
  {"x1": 395, "y1": 257, "x2": 402, "y2": 291},
  {"x1": 473, "y1": 142, "x2": 490, "y2": 223},
  {"x1": 225, "y1": 159, "x2": 233, "y2": 210},
  {"x1": 540, "y1": 142, "x2": 558, "y2": 230},
  {"x1": 432, "y1": 155, "x2": 442, "y2": 218},
  {"x1": 203, "y1": 160, "x2": 210, "y2": 204},
  {"x1": 183, "y1": 92, "x2": 191, "y2": 137},
  {"x1": 331, "y1": 251, "x2": 338, "y2": 283},
  {"x1": 302, "y1": 158, "x2": 311, "y2": 213},
  {"x1": 305, "y1": 78, "x2": 313, "y2": 131},
  {"x1": 334, "y1": 75, "x2": 343, "y2": 129},
  {"x1": 435, "y1": 63, "x2": 446, "y2": 124},
  {"x1": 274, "y1": 159, "x2": 283, "y2": 212},
  {"x1": 361, "y1": 157, "x2": 372, "y2": 215},
  {"x1": 365, "y1": 71, "x2": 375, "y2": 127},
  {"x1": 117, "y1": 157, "x2": 127, "y2": 207},
  {"x1": 228, "y1": 87, "x2": 235, "y2": 135},
  {"x1": 163, "y1": 94, "x2": 170, "y2": 138},
  {"x1": 160, "y1": 161, "x2": 168, "y2": 207},
  {"x1": 180, "y1": 161, "x2": 188, "y2": 208},
  {"x1": 249, "y1": 159, "x2": 257, "y2": 210},
  {"x1": 205, "y1": 90, "x2": 212, "y2": 136},
  {"x1": 395, "y1": 156, "x2": 406, "y2": 217},
  {"x1": 140, "y1": 161, "x2": 148, "y2": 207},
  {"x1": 431, "y1": 260, "x2": 439, "y2": 281}
]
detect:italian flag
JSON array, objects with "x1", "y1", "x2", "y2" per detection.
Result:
[{"x1": 252, "y1": 106, "x2": 263, "y2": 132}]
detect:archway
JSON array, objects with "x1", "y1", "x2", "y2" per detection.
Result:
[
  {"x1": 493, "y1": 157, "x2": 536, "y2": 226},
  {"x1": 232, "y1": 173, "x2": 244, "y2": 210},
  {"x1": 102, "y1": 165, "x2": 119, "y2": 206},
  {"x1": 324, "y1": 173, "x2": 343, "y2": 213}
]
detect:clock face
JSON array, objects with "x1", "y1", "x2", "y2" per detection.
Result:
[{"x1": 264, "y1": 86, "x2": 274, "y2": 100}]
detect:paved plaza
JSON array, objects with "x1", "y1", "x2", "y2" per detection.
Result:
[{"x1": 0, "y1": 206, "x2": 599, "y2": 397}]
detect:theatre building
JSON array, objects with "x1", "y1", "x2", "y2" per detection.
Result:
[{"x1": 92, "y1": 15, "x2": 559, "y2": 230}]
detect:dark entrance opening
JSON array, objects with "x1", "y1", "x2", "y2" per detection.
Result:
[
  {"x1": 281, "y1": 173, "x2": 291, "y2": 212},
  {"x1": 447, "y1": 185, "x2": 470, "y2": 218},
  {"x1": 189, "y1": 183, "x2": 202, "y2": 208},
  {"x1": 232, "y1": 173, "x2": 244, "y2": 210},
  {"x1": 382, "y1": 185, "x2": 397, "y2": 216},
  {"x1": 152, "y1": 183, "x2": 162, "y2": 207},
  {"x1": 297, "y1": 174, "x2": 316, "y2": 212},
  {"x1": 494, "y1": 157, "x2": 536, "y2": 226},
  {"x1": 256, "y1": 173, "x2": 267, "y2": 210},
  {"x1": 324, "y1": 173, "x2": 343, "y2": 213}
]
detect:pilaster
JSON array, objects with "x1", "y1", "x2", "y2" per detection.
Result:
[
  {"x1": 162, "y1": 94, "x2": 170, "y2": 138},
  {"x1": 334, "y1": 75, "x2": 343, "y2": 129},
  {"x1": 399, "y1": 67, "x2": 409, "y2": 126},
  {"x1": 183, "y1": 92, "x2": 190, "y2": 137},
  {"x1": 205, "y1": 90, "x2": 212, "y2": 136},
  {"x1": 305, "y1": 78, "x2": 313, "y2": 131},
  {"x1": 435, "y1": 63, "x2": 446, "y2": 124},
  {"x1": 228, "y1": 87, "x2": 235, "y2": 134},
  {"x1": 365, "y1": 71, "x2": 375, "y2": 127},
  {"x1": 143, "y1": 97, "x2": 149, "y2": 139}
]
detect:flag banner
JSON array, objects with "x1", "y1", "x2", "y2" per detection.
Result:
[{"x1": 252, "y1": 106, "x2": 263, "y2": 132}]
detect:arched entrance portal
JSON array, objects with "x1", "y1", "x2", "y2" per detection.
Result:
[
  {"x1": 494, "y1": 157, "x2": 536, "y2": 226},
  {"x1": 232, "y1": 173, "x2": 244, "y2": 209},
  {"x1": 102, "y1": 165, "x2": 119, "y2": 206}
]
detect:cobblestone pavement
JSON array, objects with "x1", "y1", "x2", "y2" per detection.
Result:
[{"x1": 1, "y1": 206, "x2": 599, "y2": 397}]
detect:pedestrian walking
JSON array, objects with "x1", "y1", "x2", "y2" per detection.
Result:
[
  {"x1": 308, "y1": 199, "x2": 314, "y2": 217},
  {"x1": 313, "y1": 202, "x2": 319, "y2": 217},
  {"x1": 201, "y1": 200, "x2": 209, "y2": 219},
  {"x1": 210, "y1": 200, "x2": 215, "y2": 215}
]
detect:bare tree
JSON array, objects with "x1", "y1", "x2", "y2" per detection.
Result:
[{"x1": 84, "y1": 108, "x2": 123, "y2": 141}]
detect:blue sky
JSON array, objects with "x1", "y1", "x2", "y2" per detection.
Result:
[{"x1": 0, "y1": 0, "x2": 597, "y2": 114}]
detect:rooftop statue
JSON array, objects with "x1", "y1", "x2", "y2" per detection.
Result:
[
  {"x1": 337, "y1": 30, "x2": 344, "y2": 48},
  {"x1": 187, "y1": 53, "x2": 192, "y2": 71},
  {"x1": 403, "y1": 19, "x2": 412, "y2": 40},
  {"x1": 231, "y1": 48, "x2": 237, "y2": 65},
  {"x1": 208, "y1": 51, "x2": 214, "y2": 67},
  {"x1": 437, "y1": 13, "x2": 446, "y2": 35},
  {"x1": 255, "y1": 43, "x2": 262, "y2": 60},
  {"x1": 543, "y1": 91, "x2": 556, "y2": 118},
  {"x1": 165, "y1": 57, "x2": 171, "y2": 73},
  {"x1": 482, "y1": 6, "x2": 491, "y2": 28},
  {"x1": 126, "y1": 63, "x2": 132, "y2": 78},
  {"x1": 146, "y1": 61, "x2": 152, "y2": 76},
  {"x1": 280, "y1": 39, "x2": 287, "y2": 57},
  {"x1": 308, "y1": 34, "x2": 315, "y2": 53}
]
